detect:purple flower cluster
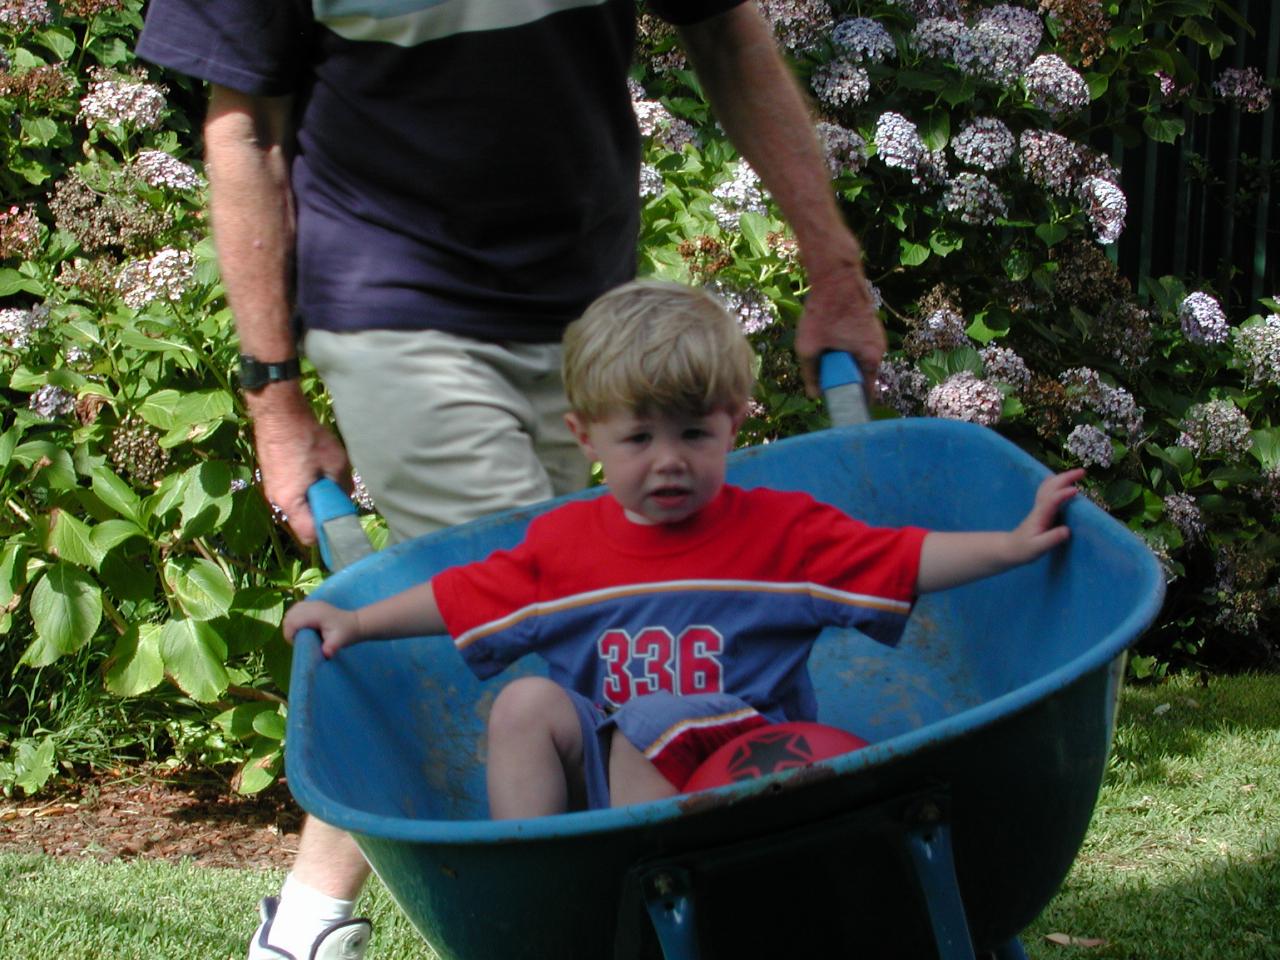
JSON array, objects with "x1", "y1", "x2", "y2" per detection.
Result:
[
  {"x1": 1213, "y1": 67, "x2": 1273, "y2": 113},
  {"x1": 980, "y1": 344, "x2": 1031, "y2": 389},
  {"x1": 1019, "y1": 129, "x2": 1082, "y2": 195},
  {"x1": 1232, "y1": 313, "x2": 1280, "y2": 386},
  {"x1": 1177, "y1": 399, "x2": 1252, "y2": 460},
  {"x1": 926, "y1": 371, "x2": 1004, "y2": 426},
  {"x1": 941, "y1": 172, "x2": 1008, "y2": 225},
  {"x1": 1179, "y1": 291, "x2": 1229, "y2": 345},
  {"x1": 910, "y1": 17, "x2": 974, "y2": 66},
  {"x1": 0, "y1": 203, "x2": 40, "y2": 259},
  {"x1": 1059, "y1": 367, "x2": 1143, "y2": 436},
  {"x1": 0, "y1": 0, "x2": 50, "y2": 29},
  {"x1": 811, "y1": 59, "x2": 871, "y2": 112},
  {"x1": 709, "y1": 281, "x2": 777, "y2": 336},
  {"x1": 1064, "y1": 423, "x2": 1112, "y2": 468},
  {"x1": 831, "y1": 17, "x2": 895, "y2": 62},
  {"x1": 874, "y1": 111, "x2": 926, "y2": 172},
  {"x1": 1162, "y1": 492, "x2": 1205, "y2": 542},
  {"x1": 969, "y1": 5, "x2": 1043, "y2": 84},
  {"x1": 29, "y1": 383, "x2": 76, "y2": 419},
  {"x1": 79, "y1": 71, "x2": 166, "y2": 129},
  {"x1": 758, "y1": 0, "x2": 833, "y2": 54},
  {"x1": 639, "y1": 162, "x2": 664, "y2": 200},
  {"x1": 815, "y1": 121, "x2": 868, "y2": 177},
  {"x1": 632, "y1": 95, "x2": 695, "y2": 153},
  {"x1": 877, "y1": 359, "x2": 930, "y2": 417},
  {"x1": 951, "y1": 117, "x2": 1015, "y2": 170},
  {"x1": 906, "y1": 306, "x2": 971, "y2": 356},
  {"x1": 1022, "y1": 54, "x2": 1090, "y2": 115},
  {"x1": 888, "y1": 0, "x2": 963, "y2": 17}
]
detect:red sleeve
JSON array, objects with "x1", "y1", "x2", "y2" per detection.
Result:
[
  {"x1": 432, "y1": 529, "x2": 543, "y2": 643},
  {"x1": 790, "y1": 496, "x2": 928, "y2": 604}
]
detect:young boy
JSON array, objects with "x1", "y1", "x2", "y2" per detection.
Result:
[{"x1": 284, "y1": 280, "x2": 1082, "y2": 818}]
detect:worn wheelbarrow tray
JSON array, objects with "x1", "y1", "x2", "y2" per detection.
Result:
[{"x1": 286, "y1": 418, "x2": 1164, "y2": 960}]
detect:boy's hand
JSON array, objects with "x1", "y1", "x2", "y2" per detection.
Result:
[
  {"x1": 283, "y1": 599, "x2": 363, "y2": 658},
  {"x1": 1010, "y1": 468, "x2": 1084, "y2": 564}
]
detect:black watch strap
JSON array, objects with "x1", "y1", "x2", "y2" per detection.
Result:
[{"x1": 238, "y1": 354, "x2": 302, "y2": 391}]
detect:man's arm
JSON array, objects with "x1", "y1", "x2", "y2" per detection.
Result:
[
  {"x1": 678, "y1": 4, "x2": 885, "y2": 395},
  {"x1": 205, "y1": 85, "x2": 350, "y2": 544}
]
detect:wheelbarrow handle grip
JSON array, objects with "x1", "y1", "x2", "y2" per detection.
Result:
[
  {"x1": 819, "y1": 351, "x2": 871, "y2": 427},
  {"x1": 306, "y1": 478, "x2": 375, "y2": 572}
]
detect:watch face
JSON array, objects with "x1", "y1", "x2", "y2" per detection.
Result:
[{"x1": 239, "y1": 355, "x2": 299, "y2": 389}]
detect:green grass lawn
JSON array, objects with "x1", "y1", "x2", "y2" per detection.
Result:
[{"x1": 2, "y1": 673, "x2": 1277, "y2": 960}]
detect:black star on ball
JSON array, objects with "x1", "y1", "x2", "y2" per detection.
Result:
[{"x1": 726, "y1": 729, "x2": 816, "y2": 780}]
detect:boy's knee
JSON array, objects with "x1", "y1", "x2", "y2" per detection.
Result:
[{"x1": 488, "y1": 676, "x2": 572, "y2": 735}]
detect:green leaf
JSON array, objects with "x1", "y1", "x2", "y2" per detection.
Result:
[
  {"x1": 214, "y1": 703, "x2": 278, "y2": 741},
  {"x1": 233, "y1": 743, "x2": 283, "y2": 795},
  {"x1": 918, "y1": 110, "x2": 950, "y2": 152},
  {"x1": 737, "y1": 211, "x2": 771, "y2": 258},
  {"x1": 1103, "y1": 479, "x2": 1144, "y2": 509},
  {"x1": 928, "y1": 229, "x2": 963, "y2": 257},
  {"x1": 1249, "y1": 428, "x2": 1280, "y2": 468},
  {"x1": 165, "y1": 556, "x2": 234, "y2": 621},
  {"x1": 252, "y1": 709, "x2": 287, "y2": 741},
  {"x1": 13, "y1": 441, "x2": 77, "y2": 491},
  {"x1": 178, "y1": 461, "x2": 234, "y2": 538},
  {"x1": 160, "y1": 618, "x2": 229, "y2": 702},
  {"x1": 34, "y1": 25, "x2": 77, "y2": 60},
  {"x1": 137, "y1": 389, "x2": 185, "y2": 431},
  {"x1": 46, "y1": 510, "x2": 103, "y2": 569},
  {"x1": 19, "y1": 116, "x2": 59, "y2": 147},
  {"x1": 91, "y1": 518, "x2": 147, "y2": 554},
  {"x1": 104, "y1": 623, "x2": 165, "y2": 697},
  {"x1": 1142, "y1": 114, "x2": 1186, "y2": 144},
  {"x1": 1002, "y1": 247, "x2": 1032, "y2": 282},
  {"x1": 13, "y1": 738, "x2": 56, "y2": 796},
  {"x1": 0, "y1": 269, "x2": 44, "y2": 297},
  {"x1": 899, "y1": 239, "x2": 930, "y2": 266},
  {"x1": 24, "y1": 564, "x2": 103, "y2": 667},
  {"x1": 1035, "y1": 223, "x2": 1069, "y2": 248},
  {"x1": 91, "y1": 464, "x2": 143, "y2": 525},
  {"x1": 0, "y1": 541, "x2": 26, "y2": 608}
]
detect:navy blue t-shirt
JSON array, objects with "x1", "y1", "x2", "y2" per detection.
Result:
[{"x1": 137, "y1": 0, "x2": 741, "y2": 341}]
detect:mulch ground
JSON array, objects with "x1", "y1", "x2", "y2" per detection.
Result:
[{"x1": 0, "y1": 765, "x2": 303, "y2": 870}]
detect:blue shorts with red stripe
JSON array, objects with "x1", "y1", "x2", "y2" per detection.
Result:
[{"x1": 566, "y1": 690, "x2": 770, "y2": 810}]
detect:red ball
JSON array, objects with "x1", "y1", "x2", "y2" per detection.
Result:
[{"x1": 685, "y1": 721, "x2": 869, "y2": 792}]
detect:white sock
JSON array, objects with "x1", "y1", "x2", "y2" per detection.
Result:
[{"x1": 266, "y1": 873, "x2": 357, "y2": 955}]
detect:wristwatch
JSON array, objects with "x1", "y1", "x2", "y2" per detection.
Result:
[{"x1": 238, "y1": 354, "x2": 302, "y2": 391}]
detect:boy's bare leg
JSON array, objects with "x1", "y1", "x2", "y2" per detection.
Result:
[
  {"x1": 486, "y1": 677, "x2": 586, "y2": 818},
  {"x1": 292, "y1": 818, "x2": 371, "y2": 896},
  {"x1": 608, "y1": 730, "x2": 678, "y2": 807}
]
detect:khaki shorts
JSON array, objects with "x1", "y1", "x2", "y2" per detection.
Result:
[{"x1": 304, "y1": 328, "x2": 588, "y2": 543}]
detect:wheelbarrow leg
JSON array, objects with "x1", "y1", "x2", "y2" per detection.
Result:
[
  {"x1": 640, "y1": 865, "x2": 701, "y2": 960},
  {"x1": 991, "y1": 939, "x2": 1029, "y2": 960},
  {"x1": 904, "y1": 805, "x2": 977, "y2": 960}
]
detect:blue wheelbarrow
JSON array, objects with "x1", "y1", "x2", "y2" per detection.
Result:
[{"x1": 285, "y1": 358, "x2": 1165, "y2": 960}]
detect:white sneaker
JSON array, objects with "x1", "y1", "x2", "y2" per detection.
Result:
[{"x1": 247, "y1": 896, "x2": 373, "y2": 960}]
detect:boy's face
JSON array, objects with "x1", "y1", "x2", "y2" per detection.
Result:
[{"x1": 566, "y1": 405, "x2": 745, "y2": 525}]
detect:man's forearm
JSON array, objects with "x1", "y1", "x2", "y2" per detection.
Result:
[
  {"x1": 204, "y1": 86, "x2": 298, "y2": 372},
  {"x1": 678, "y1": 5, "x2": 862, "y2": 281}
]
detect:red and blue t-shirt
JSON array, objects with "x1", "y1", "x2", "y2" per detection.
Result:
[{"x1": 434, "y1": 485, "x2": 928, "y2": 724}]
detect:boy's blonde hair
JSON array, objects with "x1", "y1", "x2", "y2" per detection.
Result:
[{"x1": 563, "y1": 280, "x2": 756, "y2": 421}]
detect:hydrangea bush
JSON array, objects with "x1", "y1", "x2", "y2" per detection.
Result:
[{"x1": 0, "y1": 0, "x2": 1276, "y2": 794}]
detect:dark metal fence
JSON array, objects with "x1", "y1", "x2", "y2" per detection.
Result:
[{"x1": 1112, "y1": 2, "x2": 1279, "y2": 311}]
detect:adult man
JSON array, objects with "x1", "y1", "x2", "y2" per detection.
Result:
[{"x1": 138, "y1": 2, "x2": 885, "y2": 957}]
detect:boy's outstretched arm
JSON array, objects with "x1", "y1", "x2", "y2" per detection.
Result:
[
  {"x1": 282, "y1": 580, "x2": 446, "y2": 658},
  {"x1": 916, "y1": 469, "x2": 1084, "y2": 594}
]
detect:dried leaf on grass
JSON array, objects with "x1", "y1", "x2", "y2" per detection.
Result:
[{"x1": 1045, "y1": 932, "x2": 1110, "y2": 948}]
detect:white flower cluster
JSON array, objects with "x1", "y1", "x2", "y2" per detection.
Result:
[
  {"x1": 980, "y1": 344, "x2": 1030, "y2": 389},
  {"x1": 1019, "y1": 128, "x2": 1083, "y2": 195},
  {"x1": 133, "y1": 150, "x2": 201, "y2": 191},
  {"x1": 29, "y1": 383, "x2": 76, "y2": 419},
  {"x1": 631, "y1": 96, "x2": 695, "y2": 153},
  {"x1": 914, "y1": 147, "x2": 949, "y2": 187},
  {"x1": 1232, "y1": 312, "x2": 1280, "y2": 385},
  {"x1": 941, "y1": 172, "x2": 1008, "y2": 225},
  {"x1": 1064, "y1": 423, "x2": 1112, "y2": 468},
  {"x1": 710, "y1": 163, "x2": 769, "y2": 231},
  {"x1": 79, "y1": 74, "x2": 166, "y2": 130},
  {"x1": 887, "y1": 0, "x2": 963, "y2": 17},
  {"x1": 1213, "y1": 66, "x2": 1273, "y2": 113},
  {"x1": 969, "y1": 5, "x2": 1043, "y2": 84},
  {"x1": 811, "y1": 59, "x2": 870, "y2": 112},
  {"x1": 1177, "y1": 399, "x2": 1252, "y2": 460},
  {"x1": 815, "y1": 121, "x2": 868, "y2": 177},
  {"x1": 874, "y1": 111, "x2": 926, "y2": 171},
  {"x1": 911, "y1": 17, "x2": 974, "y2": 66},
  {"x1": 831, "y1": 17, "x2": 896, "y2": 62},
  {"x1": 1179, "y1": 291, "x2": 1229, "y2": 345},
  {"x1": 115, "y1": 248, "x2": 195, "y2": 309},
  {"x1": 951, "y1": 117, "x2": 1015, "y2": 170},
  {"x1": 926, "y1": 371, "x2": 1003, "y2": 426},
  {"x1": 710, "y1": 281, "x2": 777, "y2": 336},
  {"x1": 877, "y1": 359, "x2": 930, "y2": 416},
  {"x1": 639, "y1": 162, "x2": 664, "y2": 200},
  {"x1": 1078, "y1": 176, "x2": 1126, "y2": 244},
  {"x1": 1022, "y1": 54, "x2": 1090, "y2": 115},
  {"x1": 1162, "y1": 492, "x2": 1205, "y2": 542},
  {"x1": 0, "y1": 0, "x2": 51, "y2": 28},
  {"x1": 0, "y1": 303, "x2": 50, "y2": 351}
]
